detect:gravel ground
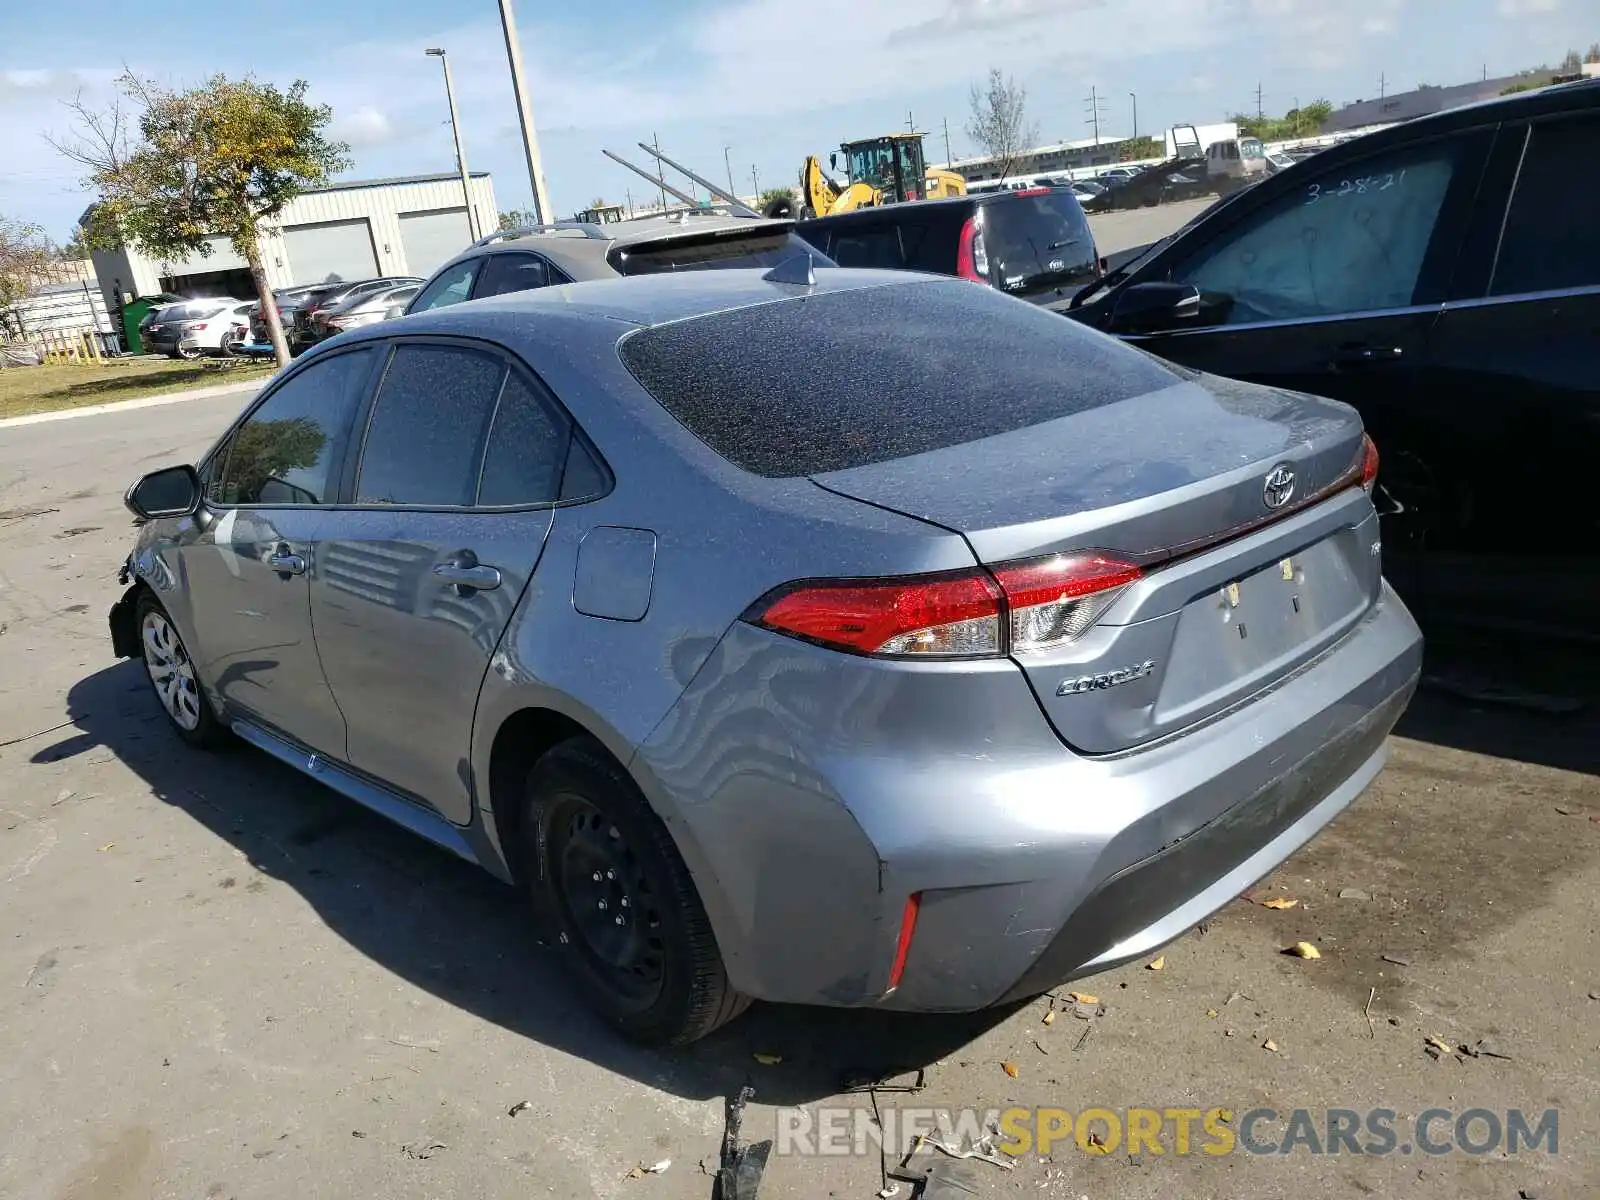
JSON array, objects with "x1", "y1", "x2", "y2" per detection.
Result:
[{"x1": 0, "y1": 367, "x2": 1596, "y2": 1200}]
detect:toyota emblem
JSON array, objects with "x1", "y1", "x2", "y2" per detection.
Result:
[{"x1": 1262, "y1": 464, "x2": 1296, "y2": 510}]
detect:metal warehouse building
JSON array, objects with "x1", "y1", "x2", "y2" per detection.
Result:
[{"x1": 89, "y1": 172, "x2": 498, "y2": 313}]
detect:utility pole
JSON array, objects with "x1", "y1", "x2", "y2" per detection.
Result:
[
  {"x1": 942, "y1": 117, "x2": 953, "y2": 167},
  {"x1": 424, "y1": 49, "x2": 479, "y2": 242},
  {"x1": 625, "y1": 187, "x2": 633, "y2": 217},
  {"x1": 906, "y1": 110, "x2": 916, "y2": 133},
  {"x1": 1084, "y1": 85, "x2": 1107, "y2": 146},
  {"x1": 724, "y1": 146, "x2": 735, "y2": 199},
  {"x1": 1128, "y1": 91, "x2": 1138, "y2": 141},
  {"x1": 751, "y1": 164, "x2": 760, "y2": 197},
  {"x1": 497, "y1": 0, "x2": 552, "y2": 226},
  {"x1": 1255, "y1": 81, "x2": 1264, "y2": 120},
  {"x1": 1379, "y1": 72, "x2": 1387, "y2": 99},
  {"x1": 653, "y1": 132, "x2": 666, "y2": 211}
]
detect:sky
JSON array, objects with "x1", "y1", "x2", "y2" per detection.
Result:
[{"x1": 2, "y1": 0, "x2": 1593, "y2": 242}]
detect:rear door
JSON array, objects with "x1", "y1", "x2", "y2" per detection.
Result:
[
  {"x1": 309, "y1": 338, "x2": 572, "y2": 823},
  {"x1": 1421, "y1": 108, "x2": 1600, "y2": 634},
  {"x1": 470, "y1": 250, "x2": 563, "y2": 299}
]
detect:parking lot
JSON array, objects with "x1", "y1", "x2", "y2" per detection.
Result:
[{"x1": 1, "y1": 195, "x2": 1596, "y2": 1200}]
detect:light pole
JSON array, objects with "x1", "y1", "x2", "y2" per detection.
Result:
[
  {"x1": 425, "y1": 48, "x2": 478, "y2": 241},
  {"x1": 497, "y1": 0, "x2": 553, "y2": 225},
  {"x1": 1129, "y1": 91, "x2": 1138, "y2": 142},
  {"x1": 724, "y1": 146, "x2": 735, "y2": 199}
]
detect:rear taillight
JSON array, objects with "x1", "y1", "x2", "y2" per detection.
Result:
[
  {"x1": 1016, "y1": 186, "x2": 1051, "y2": 196},
  {"x1": 956, "y1": 217, "x2": 990, "y2": 283},
  {"x1": 751, "y1": 552, "x2": 1142, "y2": 659},
  {"x1": 1360, "y1": 434, "x2": 1380, "y2": 491}
]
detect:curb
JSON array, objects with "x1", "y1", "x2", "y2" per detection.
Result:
[{"x1": 0, "y1": 377, "x2": 267, "y2": 430}]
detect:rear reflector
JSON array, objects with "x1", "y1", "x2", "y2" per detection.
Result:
[
  {"x1": 886, "y1": 892, "x2": 921, "y2": 992},
  {"x1": 1015, "y1": 186, "x2": 1052, "y2": 196},
  {"x1": 751, "y1": 552, "x2": 1142, "y2": 658}
]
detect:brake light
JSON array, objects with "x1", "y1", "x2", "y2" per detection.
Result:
[
  {"x1": 1016, "y1": 186, "x2": 1051, "y2": 196},
  {"x1": 751, "y1": 552, "x2": 1142, "y2": 658},
  {"x1": 956, "y1": 217, "x2": 990, "y2": 283},
  {"x1": 1360, "y1": 434, "x2": 1380, "y2": 491}
]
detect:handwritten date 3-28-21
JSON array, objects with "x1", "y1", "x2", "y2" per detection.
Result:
[{"x1": 1305, "y1": 169, "x2": 1407, "y2": 204}]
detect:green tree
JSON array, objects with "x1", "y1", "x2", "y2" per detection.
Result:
[
  {"x1": 499, "y1": 209, "x2": 539, "y2": 231},
  {"x1": 757, "y1": 186, "x2": 796, "y2": 213},
  {"x1": 1116, "y1": 136, "x2": 1164, "y2": 162},
  {"x1": 52, "y1": 72, "x2": 349, "y2": 367},
  {"x1": 0, "y1": 215, "x2": 51, "y2": 312},
  {"x1": 57, "y1": 227, "x2": 92, "y2": 261},
  {"x1": 1231, "y1": 100, "x2": 1332, "y2": 143}
]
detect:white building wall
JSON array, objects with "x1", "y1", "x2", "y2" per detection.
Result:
[{"x1": 103, "y1": 173, "x2": 499, "y2": 305}]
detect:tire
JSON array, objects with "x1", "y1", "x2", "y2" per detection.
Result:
[
  {"x1": 215, "y1": 333, "x2": 240, "y2": 359},
  {"x1": 521, "y1": 738, "x2": 749, "y2": 1045},
  {"x1": 136, "y1": 592, "x2": 227, "y2": 749},
  {"x1": 175, "y1": 342, "x2": 202, "y2": 360}
]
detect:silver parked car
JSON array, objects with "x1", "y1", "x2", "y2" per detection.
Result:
[
  {"x1": 109, "y1": 268, "x2": 1422, "y2": 1045},
  {"x1": 312, "y1": 284, "x2": 421, "y2": 338}
]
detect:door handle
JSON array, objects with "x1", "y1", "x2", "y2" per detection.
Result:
[
  {"x1": 1333, "y1": 344, "x2": 1405, "y2": 368},
  {"x1": 433, "y1": 550, "x2": 502, "y2": 595},
  {"x1": 267, "y1": 547, "x2": 306, "y2": 576}
]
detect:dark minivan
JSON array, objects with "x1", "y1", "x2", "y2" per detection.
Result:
[
  {"x1": 797, "y1": 188, "x2": 1103, "y2": 309},
  {"x1": 1068, "y1": 78, "x2": 1600, "y2": 640}
]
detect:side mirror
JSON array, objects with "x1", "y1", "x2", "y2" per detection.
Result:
[
  {"x1": 1107, "y1": 281, "x2": 1203, "y2": 335},
  {"x1": 829, "y1": 152, "x2": 838, "y2": 171},
  {"x1": 125, "y1": 464, "x2": 201, "y2": 521},
  {"x1": 384, "y1": 304, "x2": 404, "y2": 320}
]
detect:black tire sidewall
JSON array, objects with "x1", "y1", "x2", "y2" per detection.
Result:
[{"x1": 521, "y1": 742, "x2": 713, "y2": 1045}]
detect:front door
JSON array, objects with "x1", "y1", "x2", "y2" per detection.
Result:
[
  {"x1": 1106, "y1": 127, "x2": 1493, "y2": 565},
  {"x1": 310, "y1": 341, "x2": 572, "y2": 824},
  {"x1": 182, "y1": 347, "x2": 378, "y2": 753}
]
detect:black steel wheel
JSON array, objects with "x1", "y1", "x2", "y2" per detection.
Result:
[{"x1": 522, "y1": 738, "x2": 750, "y2": 1045}]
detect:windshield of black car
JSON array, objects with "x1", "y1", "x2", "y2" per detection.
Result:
[
  {"x1": 983, "y1": 191, "x2": 1098, "y2": 289},
  {"x1": 611, "y1": 230, "x2": 835, "y2": 275}
]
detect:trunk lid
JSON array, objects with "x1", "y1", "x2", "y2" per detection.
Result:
[
  {"x1": 812, "y1": 374, "x2": 1378, "y2": 753},
  {"x1": 981, "y1": 190, "x2": 1102, "y2": 305}
]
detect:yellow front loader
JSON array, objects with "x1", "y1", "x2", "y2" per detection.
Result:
[{"x1": 768, "y1": 133, "x2": 966, "y2": 218}]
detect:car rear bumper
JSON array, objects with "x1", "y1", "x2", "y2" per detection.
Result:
[{"x1": 637, "y1": 581, "x2": 1422, "y2": 1011}]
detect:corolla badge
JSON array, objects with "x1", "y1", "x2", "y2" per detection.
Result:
[
  {"x1": 1262, "y1": 464, "x2": 1297, "y2": 510},
  {"x1": 1056, "y1": 659, "x2": 1157, "y2": 696}
]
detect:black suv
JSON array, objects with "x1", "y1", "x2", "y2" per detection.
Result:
[
  {"x1": 796, "y1": 188, "x2": 1103, "y2": 309},
  {"x1": 1069, "y1": 79, "x2": 1600, "y2": 639}
]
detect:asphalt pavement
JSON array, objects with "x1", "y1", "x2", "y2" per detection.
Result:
[{"x1": 0, "y1": 259, "x2": 1597, "y2": 1199}]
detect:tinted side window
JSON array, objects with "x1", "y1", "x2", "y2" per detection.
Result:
[
  {"x1": 830, "y1": 227, "x2": 906, "y2": 269},
  {"x1": 1170, "y1": 139, "x2": 1464, "y2": 324},
  {"x1": 215, "y1": 349, "x2": 374, "y2": 506},
  {"x1": 474, "y1": 252, "x2": 552, "y2": 299},
  {"x1": 409, "y1": 260, "x2": 479, "y2": 312},
  {"x1": 477, "y1": 374, "x2": 571, "y2": 506},
  {"x1": 1491, "y1": 114, "x2": 1600, "y2": 296},
  {"x1": 356, "y1": 345, "x2": 504, "y2": 506}
]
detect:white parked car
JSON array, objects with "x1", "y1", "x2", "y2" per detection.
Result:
[{"x1": 155, "y1": 300, "x2": 254, "y2": 359}]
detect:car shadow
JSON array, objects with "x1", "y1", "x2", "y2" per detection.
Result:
[
  {"x1": 1395, "y1": 629, "x2": 1600, "y2": 777},
  {"x1": 35, "y1": 661, "x2": 1017, "y2": 1106}
]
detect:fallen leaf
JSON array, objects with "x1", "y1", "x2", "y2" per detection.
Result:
[
  {"x1": 1001, "y1": 1061, "x2": 1019, "y2": 1078},
  {"x1": 97, "y1": 843, "x2": 115, "y2": 852},
  {"x1": 1284, "y1": 941, "x2": 1322, "y2": 959},
  {"x1": 1205, "y1": 1009, "x2": 1219, "y2": 1018},
  {"x1": 752, "y1": 1053, "x2": 782, "y2": 1065},
  {"x1": 643, "y1": 1159, "x2": 671, "y2": 1174},
  {"x1": 1147, "y1": 956, "x2": 1165, "y2": 971},
  {"x1": 1041, "y1": 1009, "x2": 1057, "y2": 1026},
  {"x1": 507, "y1": 1100, "x2": 532, "y2": 1117},
  {"x1": 1262, "y1": 896, "x2": 1299, "y2": 910},
  {"x1": 1067, "y1": 991, "x2": 1099, "y2": 1005},
  {"x1": 1424, "y1": 1035, "x2": 1453, "y2": 1056},
  {"x1": 1262, "y1": 1039, "x2": 1279, "y2": 1053}
]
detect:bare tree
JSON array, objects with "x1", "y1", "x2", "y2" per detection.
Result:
[
  {"x1": 1560, "y1": 48, "x2": 1582, "y2": 73},
  {"x1": 966, "y1": 69, "x2": 1039, "y2": 180},
  {"x1": 50, "y1": 71, "x2": 349, "y2": 367}
]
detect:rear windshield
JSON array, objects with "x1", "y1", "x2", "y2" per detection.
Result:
[
  {"x1": 984, "y1": 192, "x2": 1098, "y2": 289},
  {"x1": 611, "y1": 230, "x2": 833, "y2": 275},
  {"x1": 618, "y1": 279, "x2": 1179, "y2": 478}
]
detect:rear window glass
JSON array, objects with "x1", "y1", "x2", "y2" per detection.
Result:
[
  {"x1": 618, "y1": 279, "x2": 1179, "y2": 478},
  {"x1": 984, "y1": 192, "x2": 1098, "y2": 287},
  {"x1": 612, "y1": 231, "x2": 833, "y2": 275}
]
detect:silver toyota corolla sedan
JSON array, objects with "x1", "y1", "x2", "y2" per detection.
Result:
[{"x1": 109, "y1": 266, "x2": 1422, "y2": 1045}]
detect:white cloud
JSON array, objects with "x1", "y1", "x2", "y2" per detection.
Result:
[
  {"x1": 1496, "y1": 0, "x2": 1559, "y2": 13},
  {"x1": 330, "y1": 105, "x2": 397, "y2": 149},
  {"x1": 1361, "y1": 15, "x2": 1396, "y2": 33}
]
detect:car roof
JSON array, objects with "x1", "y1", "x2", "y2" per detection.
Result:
[{"x1": 365, "y1": 267, "x2": 930, "y2": 336}]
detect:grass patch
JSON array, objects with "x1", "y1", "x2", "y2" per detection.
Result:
[{"x1": 0, "y1": 357, "x2": 275, "y2": 420}]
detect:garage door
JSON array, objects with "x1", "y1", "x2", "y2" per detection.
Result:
[
  {"x1": 283, "y1": 219, "x2": 379, "y2": 284},
  {"x1": 399, "y1": 208, "x2": 474, "y2": 277}
]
